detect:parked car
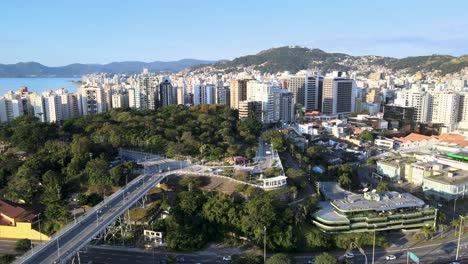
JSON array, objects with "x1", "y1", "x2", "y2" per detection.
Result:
[
  {"x1": 223, "y1": 256, "x2": 232, "y2": 261},
  {"x1": 345, "y1": 253, "x2": 354, "y2": 259},
  {"x1": 385, "y1": 255, "x2": 396, "y2": 260}
]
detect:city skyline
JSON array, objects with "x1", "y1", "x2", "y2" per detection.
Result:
[{"x1": 1, "y1": 0, "x2": 468, "y2": 66}]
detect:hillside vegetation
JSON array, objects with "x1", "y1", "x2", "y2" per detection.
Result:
[{"x1": 192, "y1": 46, "x2": 468, "y2": 75}]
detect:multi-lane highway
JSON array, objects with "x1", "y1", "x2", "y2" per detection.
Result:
[{"x1": 13, "y1": 157, "x2": 189, "y2": 264}]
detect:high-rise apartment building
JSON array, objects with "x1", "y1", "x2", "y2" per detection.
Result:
[
  {"x1": 366, "y1": 88, "x2": 381, "y2": 103},
  {"x1": 238, "y1": 101, "x2": 262, "y2": 121},
  {"x1": 111, "y1": 92, "x2": 129, "y2": 109},
  {"x1": 322, "y1": 76, "x2": 356, "y2": 116},
  {"x1": 176, "y1": 87, "x2": 185, "y2": 105},
  {"x1": 128, "y1": 87, "x2": 141, "y2": 109},
  {"x1": 55, "y1": 88, "x2": 79, "y2": 120},
  {"x1": 395, "y1": 90, "x2": 431, "y2": 123},
  {"x1": 279, "y1": 91, "x2": 295, "y2": 123},
  {"x1": 459, "y1": 93, "x2": 468, "y2": 122},
  {"x1": 193, "y1": 85, "x2": 215, "y2": 105},
  {"x1": 430, "y1": 92, "x2": 460, "y2": 126},
  {"x1": 40, "y1": 91, "x2": 63, "y2": 123},
  {"x1": 139, "y1": 75, "x2": 158, "y2": 110},
  {"x1": 230, "y1": 80, "x2": 248, "y2": 110},
  {"x1": 216, "y1": 87, "x2": 230, "y2": 107},
  {"x1": 77, "y1": 86, "x2": 105, "y2": 115},
  {"x1": 288, "y1": 76, "x2": 306, "y2": 108}
]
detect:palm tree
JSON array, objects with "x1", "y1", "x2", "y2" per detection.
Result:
[
  {"x1": 451, "y1": 219, "x2": 460, "y2": 235},
  {"x1": 376, "y1": 181, "x2": 389, "y2": 192},
  {"x1": 439, "y1": 224, "x2": 448, "y2": 238},
  {"x1": 338, "y1": 173, "x2": 351, "y2": 190},
  {"x1": 438, "y1": 211, "x2": 447, "y2": 223},
  {"x1": 420, "y1": 226, "x2": 434, "y2": 240}
]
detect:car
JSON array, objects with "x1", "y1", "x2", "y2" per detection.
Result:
[
  {"x1": 449, "y1": 262, "x2": 460, "y2": 264},
  {"x1": 307, "y1": 259, "x2": 314, "y2": 264},
  {"x1": 345, "y1": 253, "x2": 354, "y2": 259},
  {"x1": 223, "y1": 256, "x2": 232, "y2": 261},
  {"x1": 385, "y1": 255, "x2": 396, "y2": 260}
]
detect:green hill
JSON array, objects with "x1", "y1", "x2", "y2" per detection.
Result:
[{"x1": 192, "y1": 46, "x2": 468, "y2": 75}]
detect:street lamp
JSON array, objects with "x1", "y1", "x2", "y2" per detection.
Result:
[
  {"x1": 350, "y1": 242, "x2": 368, "y2": 264},
  {"x1": 56, "y1": 238, "x2": 61, "y2": 259},
  {"x1": 263, "y1": 226, "x2": 267, "y2": 264},
  {"x1": 37, "y1": 213, "x2": 42, "y2": 243},
  {"x1": 96, "y1": 210, "x2": 102, "y2": 227},
  {"x1": 73, "y1": 207, "x2": 77, "y2": 225},
  {"x1": 456, "y1": 215, "x2": 465, "y2": 261},
  {"x1": 372, "y1": 224, "x2": 377, "y2": 264}
]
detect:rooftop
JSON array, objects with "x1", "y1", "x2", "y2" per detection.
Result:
[
  {"x1": 331, "y1": 191, "x2": 426, "y2": 212},
  {"x1": 377, "y1": 157, "x2": 414, "y2": 167},
  {"x1": 319, "y1": 182, "x2": 354, "y2": 200},
  {"x1": 425, "y1": 169, "x2": 468, "y2": 185},
  {"x1": 0, "y1": 199, "x2": 39, "y2": 224}
]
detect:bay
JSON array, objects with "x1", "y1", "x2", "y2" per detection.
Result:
[{"x1": 0, "y1": 78, "x2": 82, "y2": 95}]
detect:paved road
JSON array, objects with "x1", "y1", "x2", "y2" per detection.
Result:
[
  {"x1": 14, "y1": 158, "x2": 190, "y2": 264},
  {"x1": 77, "y1": 235, "x2": 468, "y2": 264}
]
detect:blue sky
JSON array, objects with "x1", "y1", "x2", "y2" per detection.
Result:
[{"x1": 1, "y1": 0, "x2": 467, "y2": 66}]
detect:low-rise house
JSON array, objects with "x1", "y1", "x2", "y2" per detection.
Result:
[
  {"x1": 0, "y1": 199, "x2": 48, "y2": 240},
  {"x1": 423, "y1": 168, "x2": 468, "y2": 200},
  {"x1": 374, "y1": 157, "x2": 413, "y2": 182}
]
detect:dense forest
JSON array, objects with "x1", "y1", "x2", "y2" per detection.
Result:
[{"x1": 0, "y1": 105, "x2": 262, "y2": 234}]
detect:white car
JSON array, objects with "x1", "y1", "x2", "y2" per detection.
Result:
[
  {"x1": 385, "y1": 255, "x2": 396, "y2": 260},
  {"x1": 222, "y1": 256, "x2": 232, "y2": 261},
  {"x1": 345, "y1": 253, "x2": 354, "y2": 259}
]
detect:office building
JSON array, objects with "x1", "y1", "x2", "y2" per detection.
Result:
[
  {"x1": 322, "y1": 77, "x2": 356, "y2": 116},
  {"x1": 313, "y1": 182, "x2": 436, "y2": 233},
  {"x1": 383, "y1": 105, "x2": 415, "y2": 131},
  {"x1": 158, "y1": 77, "x2": 174, "y2": 107},
  {"x1": 305, "y1": 74, "x2": 323, "y2": 112}
]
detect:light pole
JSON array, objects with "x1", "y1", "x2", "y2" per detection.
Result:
[
  {"x1": 38, "y1": 213, "x2": 42, "y2": 243},
  {"x1": 263, "y1": 226, "x2": 267, "y2": 264},
  {"x1": 456, "y1": 215, "x2": 465, "y2": 261},
  {"x1": 96, "y1": 210, "x2": 101, "y2": 227},
  {"x1": 453, "y1": 196, "x2": 458, "y2": 221},
  {"x1": 73, "y1": 207, "x2": 77, "y2": 225},
  {"x1": 372, "y1": 224, "x2": 377, "y2": 264},
  {"x1": 56, "y1": 238, "x2": 60, "y2": 259},
  {"x1": 350, "y1": 242, "x2": 368, "y2": 264}
]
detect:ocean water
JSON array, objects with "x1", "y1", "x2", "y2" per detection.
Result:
[{"x1": 0, "y1": 78, "x2": 82, "y2": 95}]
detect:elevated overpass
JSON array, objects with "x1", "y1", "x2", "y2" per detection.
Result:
[{"x1": 14, "y1": 158, "x2": 187, "y2": 264}]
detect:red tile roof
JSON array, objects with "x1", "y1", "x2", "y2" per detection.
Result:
[
  {"x1": 393, "y1": 133, "x2": 432, "y2": 143},
  {"x1": 0, "y1": 199, "x2": 26, "y2": 219},
  {"x1": 0, "y1": 199, "x2": 38, "y2": 223},
  {"x1": 392, "y1": 132, "x2": 468, "y2": 147}
]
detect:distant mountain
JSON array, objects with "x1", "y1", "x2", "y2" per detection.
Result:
[
  {"x1": 191, "y1": 46, "x2": 468, "y2": 75},
  {"x1": 0, "y1": 59, "x2": 215, "y2": 77}
]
